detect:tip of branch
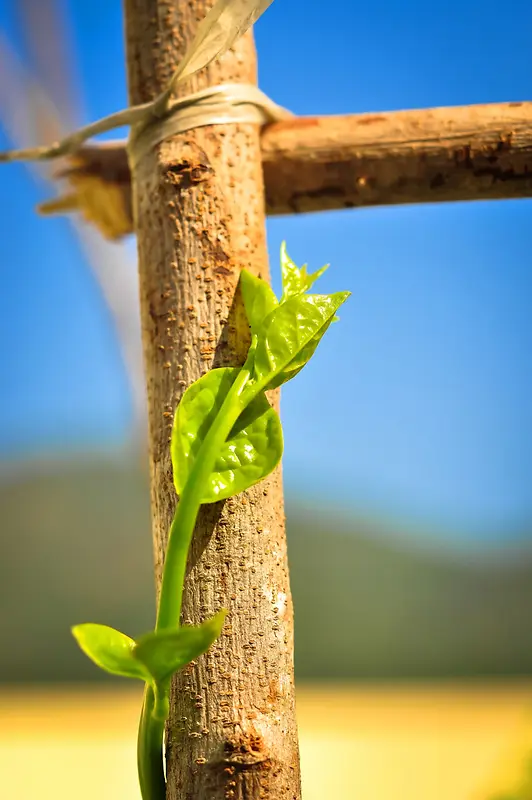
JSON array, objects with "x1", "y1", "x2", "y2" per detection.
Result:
[{"x1": 0, "y1": 143, "x2": 62, "y2": 163}]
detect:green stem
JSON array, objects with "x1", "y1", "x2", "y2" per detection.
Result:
[
  {"x1": 137, "y1": 340, "x2": 258, "y2": 799},
  {"x1": 137, "y1": 685, "x2": 166, "y2": 800},
  {"x1": 155, "y1": 342, "x2": 257, "y2": 633}
]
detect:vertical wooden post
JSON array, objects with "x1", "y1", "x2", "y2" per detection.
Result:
[{"x1": 123, "y1": 1, "x2": 301, "y2": 798}]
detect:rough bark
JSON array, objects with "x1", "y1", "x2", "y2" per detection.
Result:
[
  {"x1": 123, "y1": 2, "x2": 301, "y2": 799},
  {"x1": 263, "y1": 101, "x2": 532, "y2": 213},
  {"x1": 42, "y1": 100, "x2": 532, "y2": 239}
]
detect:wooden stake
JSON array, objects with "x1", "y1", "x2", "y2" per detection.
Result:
[
  {"x1": 41, "y1": 101, "x2": 532, "y2": 239},
  {"x1": 263, "y1": 101, "x2": 532, "y2": 213},
  {"x1": 123, "y1": 1, "x2": 301, "y2": 798}
]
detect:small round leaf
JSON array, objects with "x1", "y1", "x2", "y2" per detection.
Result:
[{"x1": 72, "y1": 623, "x2": 149, "y2": 681}]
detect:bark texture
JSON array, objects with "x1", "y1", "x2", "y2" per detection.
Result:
[
  {"x1": 42, "y1": 100, "x2": 532, "y2": 239},
  {"x1": 123, "y1": 2, "x2": 301, "y2": 799},
  {"x1": 262, "y1": 101, "x2": 532, "y2": 213}
]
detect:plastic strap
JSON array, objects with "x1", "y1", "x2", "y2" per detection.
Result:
[{"x1": 0, "y1": 0, "x2": 290, "y2": 165}]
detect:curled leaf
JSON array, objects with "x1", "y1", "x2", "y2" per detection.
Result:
[
  {"x1": 264, "y1": 325, "x2": 329, "y2": 390},
  {"x1": 72, "y1": 623, "x2": 149, "y2": 681},
  {"x1": 252, "y1": 292, "x2": 350, "y2": 388}
]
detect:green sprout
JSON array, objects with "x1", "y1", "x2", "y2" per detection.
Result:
[{"x1": 71, "y1": 243, "x2": 350, "y2": 800}]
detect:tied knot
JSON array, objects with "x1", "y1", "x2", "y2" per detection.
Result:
[
  {"x1": 0, "y1": 0, "x2": 290, "y2": 167},
  {"x1": 128, "y1": 82, "x2": 292, "y2": 169}
]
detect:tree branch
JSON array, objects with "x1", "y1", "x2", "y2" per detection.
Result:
[{"x1": 40, "y1": 101, "x2": 532, "y2": 239}]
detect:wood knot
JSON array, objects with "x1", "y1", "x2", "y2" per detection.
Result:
[
  {"x1": 164, "y1": 158, "x2": 213, "y2": 190},
  {"x1": 222, "y1": 734, "x2": 270, "y2": 771}
]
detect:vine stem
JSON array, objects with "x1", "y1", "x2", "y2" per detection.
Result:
[
  {"x1": 137, "y1": 338, "x2": 257, "y2": 800},
  {"x1": 156, "y1": 341, "x2": 256, "y2": 631},
  {"x1": 137, "y1": 685, "x2": 166, "y2": 800}
]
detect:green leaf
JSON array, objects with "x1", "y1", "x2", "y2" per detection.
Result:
[
  {"x1": 280, "y1": 242, "x2": 329, "y2": 300},
  {"x1": 264, "y1": 323, "x2": 332, "y2": 390},
  {"x1": 210, "y1": 391, "x2": 283, "y2": 501},
  {"x1": 133, "y1": 611, "x2": 227, "y2": 683},
  {"x1": 252, "y1": 292, "x2": 350, "y2": 387},
  {"x1": 172, "y1": 368, "x2": 283, "y2": 502},
  {"x1": 172, "y1": 368, "x2": 236, "y2": 498},
  {"x1": 72, "y1": 623, "x2": 149, "y2": 681},
  {"x1": 240, "y1": 269, "x2": 278, "y2": 335},
  {"x1": 280, "y1": 242, "x2": 303, "y2": 300},
  {"x1": 300, "y1": 262, "x2": 329, "y2": 293}
]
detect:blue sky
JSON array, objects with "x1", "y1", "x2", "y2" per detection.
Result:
[{"x1": 0, "y1": 0, "x2": 531, "y2": 543}]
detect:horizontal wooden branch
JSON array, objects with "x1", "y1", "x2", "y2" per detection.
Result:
[
  {"x1": 263, "y1": 100, "x2": 532, "y2": 214},
  {"x1": 39, "y1": 101, "x2": 532, "y2": 239}
]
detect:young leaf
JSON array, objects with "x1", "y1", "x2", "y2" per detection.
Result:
[
  {"x1": 240, "y1": 269, "x2": 278, "y2": 335},
  {"x1": 280, "y1": 241, "x2": 303, "y2": 300},
  {"x1": 172, "y1": 367, "x2": 237, "y2": 498},
  {"x1": 133, "y1": 610, "x2": 227, "y2": 683},
  {"x1": 267, "y1": 306, "x2": 343, "y2": 389},
  {"x1": 280, "y1": 242, "x2": 329, "y2": 300},
  {"x1": 72, "y1": 623, "x2": 149, "y2": 681},
  {"x1": 263, "y1": 323, "x2": 332, "y2": 390},
  {"x1": 208, "y1": 392, "x2": 283, "y2": 501},
  {"x1": 172, "y1": 368, "x2": 283, "y2": 502},
  {"x1": 300, "y1": 262, "x2": 329, "y2": 293},
  {"x1": 252, "y1": 292, "x2": 350, "y2": 387}
]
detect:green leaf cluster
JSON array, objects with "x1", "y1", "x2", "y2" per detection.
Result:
[{"x1": 171, "y1": 242, "x2": 349, "y2": 503}]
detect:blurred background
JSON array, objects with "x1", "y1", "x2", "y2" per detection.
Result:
[{"x1": 1, "y1": 0, "x2": 532, "y2": 798}]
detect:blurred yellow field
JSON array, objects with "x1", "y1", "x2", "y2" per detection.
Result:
[{"x1": 1, "y1": 682, "x2": 532, "y2": 800}]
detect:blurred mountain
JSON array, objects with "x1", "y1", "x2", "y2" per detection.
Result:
[{"x1": 1, "y1": 457, "x2": 532, "y2": 683}]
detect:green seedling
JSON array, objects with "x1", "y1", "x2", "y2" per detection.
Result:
[{"x1": 72, "y1": 242, "x2": 350, "y2": 800}]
